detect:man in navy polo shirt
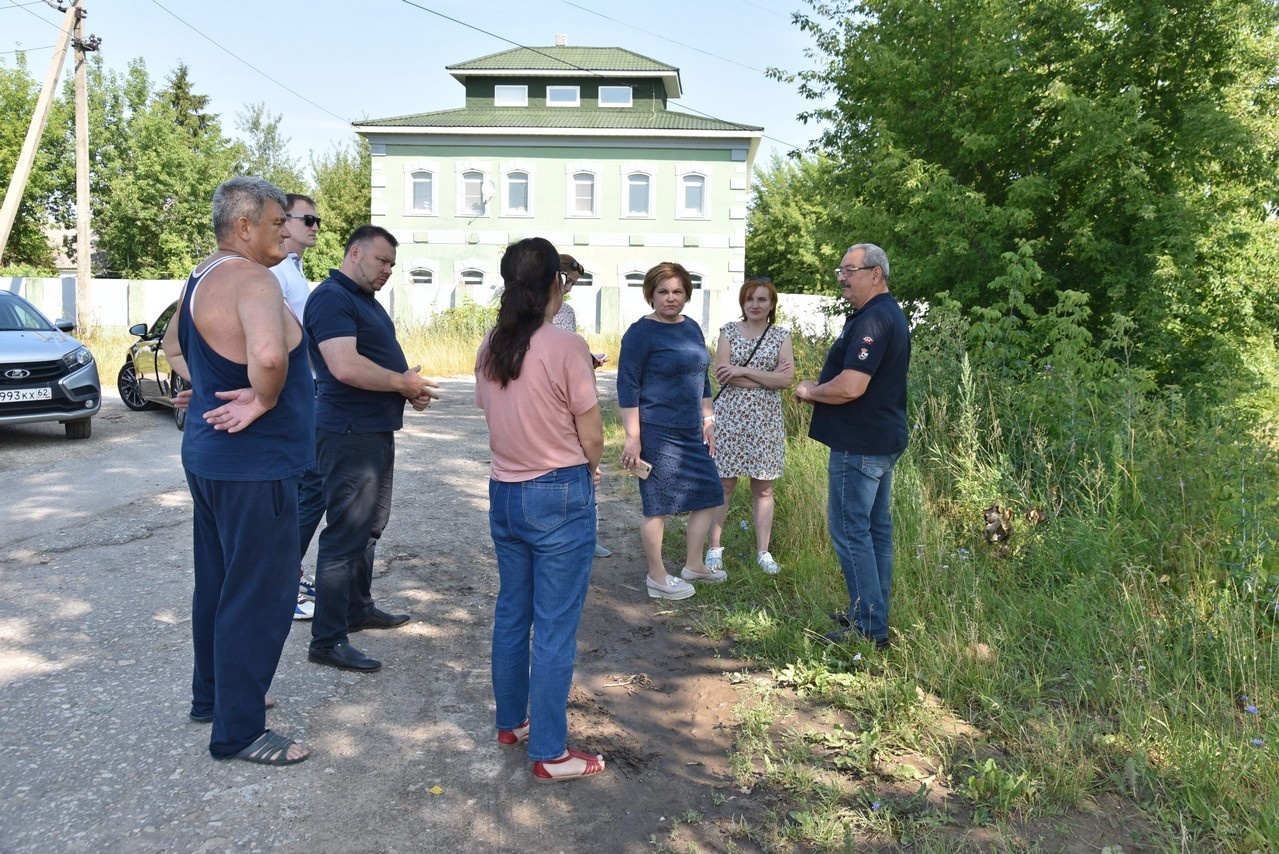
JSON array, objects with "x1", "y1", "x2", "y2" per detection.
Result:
[
  {"x1": 795, "y1": 243, "x2": 911, "y2": 650},
  {"x1": 304, "y1": 225, "x2": 440, "y2": 672}
]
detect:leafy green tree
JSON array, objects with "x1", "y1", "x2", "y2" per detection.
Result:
[
  {"x1": 305, "y1": 138, "x2": 371, "y2": 280},
  {"x1": 777, "y1": 0, "x2": 1279, "y2": 382},
  {"x1": 746, "y1": 152, "x2": 840, "y2": 295},
  {"x1": 234, "y1": 102, "x2": 306, "y2": 193},
  {"x1": 0, "y1": 53, "x2": 58, "y2": 268},
  {"x1": 66, "y1": 59, "x2": 239, "y2": 277}
]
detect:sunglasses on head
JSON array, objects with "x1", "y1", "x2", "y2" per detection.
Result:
[{"x1": 286, "y1": 213, "x2": 322, "y2": 228}]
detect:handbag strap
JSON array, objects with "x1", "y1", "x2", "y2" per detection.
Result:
[{"x1": 713, "y1": 322, "x2": 773, "y2": 403}]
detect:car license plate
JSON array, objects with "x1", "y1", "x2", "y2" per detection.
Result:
[{"x1": 0, "y1": 387, "x2": 52, "y2": 403}]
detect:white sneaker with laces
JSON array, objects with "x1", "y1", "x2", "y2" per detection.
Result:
[
  {"x1": 646, "y1": 574, "x2": 696, "y2": 600},
  {"x1": 705, "y1": 547, "x2": 724, "y2": 570},
  {"x1": 293, "y1": 595, "x2": 315, "y2": 620},
  {"x1": 680, "y1": 565, "x2": 728, "y2": 583},
  {"x1": 756, "y1": 550, "x2": 780, "y2": 575}
]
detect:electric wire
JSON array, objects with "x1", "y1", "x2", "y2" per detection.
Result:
[{"x1": 144, "y1": 0, "x2": 348, "y2": 124}]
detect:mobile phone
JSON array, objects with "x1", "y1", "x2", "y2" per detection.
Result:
[
  {"x1": 621, "y1": 457, "x2": 653, "y2": 479},
  {"x1": 591, "y1": 353, "x2": 608, "y2": 368}
]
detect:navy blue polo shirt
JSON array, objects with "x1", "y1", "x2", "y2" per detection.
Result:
[
  {"x1": 809, "y1": 292, "x2": 911, "y2": 455},
  {"x1": 304, "y1": 269, "x2": 409, "y2": 433}
]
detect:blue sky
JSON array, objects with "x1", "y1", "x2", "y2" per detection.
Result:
[{"x1": 1, "y1": 0, "x2": 829, "y2": 174}]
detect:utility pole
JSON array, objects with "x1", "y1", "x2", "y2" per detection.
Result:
[
  {"x1": 0, "y1": 0, "x2": 79, "y2": 269},
  {"x1": 73, "y1": 10, "x2": 101, "y2": 326}
]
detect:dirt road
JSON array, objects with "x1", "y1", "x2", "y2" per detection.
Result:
[{"x1": 0, "y1": 378, "x2": 759, "y2": 853}]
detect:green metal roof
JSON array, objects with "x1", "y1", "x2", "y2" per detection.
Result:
[
  {"x1": 447, "y1": 46, "x2": 682, "y2": 97},
  {"x1": 355, "y1": 107, "x2": 761, "y2": 134},
  {"x1": 448, "y1": 46, "x2": 676, "y2": 73}
]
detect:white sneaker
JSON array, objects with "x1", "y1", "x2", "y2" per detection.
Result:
[
  {"x1": 756, "y1": 551, "x2": 780, "y2": 575},
  {"x1": 680, "y1": 566, "x2": 728, "y2": 583},
  {"x1": 293, "y1": 596, "x2": 315, "y2": 620},
  {"x1": 594, "y1": 543, "x2": 612, "y2": 558},
  {"x1": 705, "y1": 547, "x2": 724, "y2": 570},
  {"x1": 646, "y1": 574, "x2": 696, "y2": 600}
]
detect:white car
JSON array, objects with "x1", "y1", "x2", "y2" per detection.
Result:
[{"x1": 0, "y1": 290, "x2": 100, "y2": 439}]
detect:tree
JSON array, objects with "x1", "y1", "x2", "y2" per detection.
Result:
[
  {"x1": 64, "y1": 59, "x2": 239, "y2": 277},
  {"x1": 776, "y1": 0, "x2": 1279, "y2": 381},
  {"x1": 746, "y1": 152, "x2": 841, "y2": 295},
  {"x1": 234, "y1": 102, "x2": 306, "y2": 193},
  {"x1": 0, "y1": 53, "x2": 58, "y2": 269},
  {"x1": 305, "y1": 138, "x2": 371, "y2": 280}
]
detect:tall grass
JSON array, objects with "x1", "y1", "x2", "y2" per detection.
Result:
[{"x1": 643, "y1": 290, "x2": 1278, "y2": 849}]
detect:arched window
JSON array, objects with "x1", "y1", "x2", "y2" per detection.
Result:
[
  {"x1": 505, "y1": 171, "x2": 529, "y2": 215},
  {"x1": 575, "y1": 272, "x2": 594, "y2": 288},
  {"x1": 409, "y1": 268, "x2": 432, "y2": 285},
  {"x1": 460, "y1": 269, "x2": 484, "y2": 287},
  {"x1": 571, "y1": 172, "x2": 596, "y2": 216},
  {"x1": 624, "y1": 271, "x2": 645, "y2": 288},
  {"x1": 461, "y1": 171, "x2": 486, "y2": 216},
  {"x1": 688, "y1": 273, "x2": 703, "y2": 290},
  {"x1": 626, "y1": 173, "x2": 651, "y2": 217},
  {"x1": 410, "y1": 171, "x2": 433, "y2": 213},
  {"x1": 680, "y1": 174, "x2": 706, "y2": 218}
]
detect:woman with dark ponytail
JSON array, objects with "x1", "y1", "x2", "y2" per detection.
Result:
[{"x1": 474, "y1": 237, "x2": 607, "y2": 783}]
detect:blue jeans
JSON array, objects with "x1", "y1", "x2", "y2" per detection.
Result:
[
  {"x1": 489, "y1": 466, "x2": 595, "y2": 761},
  {"x1": 311, "y1": 430, "x2": 395, "y2": 650},
  {"x1": 828, "y1": 450, "x2": 901, "y2": 642}
]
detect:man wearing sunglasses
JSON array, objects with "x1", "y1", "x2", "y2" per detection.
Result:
[
  {"x1": 795, "y1": 243, "x2": 911, "y2": 651},
  {"x1": 271, "y1": 194, "x2": 325, "y2": 621}
]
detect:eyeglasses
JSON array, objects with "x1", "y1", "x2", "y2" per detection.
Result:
[
  {"x1": 834, "y1": 264, "x2": 875, "y2": 279},
  {"x1": 286, "y1": 214, "x2": 322, "y2": 228}
]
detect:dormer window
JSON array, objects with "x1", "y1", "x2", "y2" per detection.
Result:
[
  {"x1": 494, "y1": 85, "x2": 527, "y2": 106},
  {"x1": 599, "y1": 86, "x2": 632, "y2": 108},
  {"x1": 547, "y1": 85, "x2": 580, "y2": 107}
]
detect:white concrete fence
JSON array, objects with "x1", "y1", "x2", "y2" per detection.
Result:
[{"x1": 6, "y1": 276, "x2": 844, "y2": 342}]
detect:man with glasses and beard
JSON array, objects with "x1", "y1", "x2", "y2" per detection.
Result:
[{"x1": 795, "y1": 243, "x2": 911, "y2": 651}]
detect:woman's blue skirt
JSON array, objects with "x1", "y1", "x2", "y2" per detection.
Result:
[{"x1": 637, "y1": 421, "x2": 723, "y2": 517}]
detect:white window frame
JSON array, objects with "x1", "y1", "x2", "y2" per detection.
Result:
[
  {"x1": 494, "y1": 84, "x2": 528, "y2": 107},
  {"x1": 546, "y1": 85, "x2": 580, "y2": 107},
  {"x1": 459, "y1": 268, "x2": 485, "y2": 287},
  {"x1": 502, "y1": 169, "x2": 533, "y2": 217},
  {"x1": 408, "y1": 267, "x2": 433, "y2": 285},
  {"x1": 575, "y1": 272, "x2": 594, "y2": 288},
  {"x1": 455, "y1": 162, "x2": 493, "y2": 217},
  {"x1": 624, "y1": 171, "x2": 653, "y2": 218},
  {"x1": 568, "y1": 171, "x2": 598, "y2": 218},
  {"x1": 677, "y1": 171, "x2": 709, "y2": 219},
  {"x1": 688, "y1": 273, "x2": 703, "y2": 290},
  {"x1": 624, "y1": 271, "x2": 646, "y2": 288},
  {"x1": 402, "y1": 160, "x2": 439, "y2": 217},
  {"x1": 598, "y1": 86, "x2": 633, "y2": 108}
]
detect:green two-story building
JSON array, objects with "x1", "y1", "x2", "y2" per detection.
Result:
[{"x1": 354, "y1": 41, "x2": 762, "y2": 334}]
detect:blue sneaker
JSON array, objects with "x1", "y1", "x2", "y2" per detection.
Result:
[
  {"x1": 299, "y1": 577, "x2": 316, "y2": 600},
  {"x1": 293, "y1": 596, "x2": 314, "y2": 621}
]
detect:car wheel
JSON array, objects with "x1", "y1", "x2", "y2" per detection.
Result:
[
  {"x1": 171, "y1": 374, "x2": 189, "y2": 431},
  {"x1": 65, "y1": 418, "x2": 92, "y2": 440},
  {"x1": 117, "y1": 361, "x2": 155, "y2": 411}
]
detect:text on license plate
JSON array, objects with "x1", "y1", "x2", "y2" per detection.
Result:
[{"x1": 0, "y1": 387, "x2": 52, "y2": 403}]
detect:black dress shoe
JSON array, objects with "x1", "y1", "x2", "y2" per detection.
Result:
[
  {"x1": 828, "y1": 611, "x2": 852, "y2": 628},
  {"x1": 308, "y1": 641, "x2": 382, "y2": 672},
  {"x1": 348, "y1": 608, "x2": 410, "y2": 632}
]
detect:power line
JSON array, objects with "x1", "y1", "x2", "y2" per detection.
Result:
[
  {"x1": 0, "y1": 45, "x2": 55, "y2": 54},
  {"x1": 559, "y1": 0, "x2": 766, "y2": 74},
  {"x1": 144, "y1": 0, "x2": 349, "y2": 125},
  {"x1": 738, "y1": 0, "x2": 793, "y2": 19},
  {"x1": 395, "y1": 0, "x2": 804, "y2": 151}
]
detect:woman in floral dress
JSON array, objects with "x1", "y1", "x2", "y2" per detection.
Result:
[{"x1": 707, "y1": 278, "x2": 794, "y2": 574}]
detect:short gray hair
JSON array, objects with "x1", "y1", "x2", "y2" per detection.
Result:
[
  {"x1": 212, "y1": 177, "x2": 287, "y2": 241},
  {"x1": 848, "y1": 243, "x2": 890, "y2": 280}
]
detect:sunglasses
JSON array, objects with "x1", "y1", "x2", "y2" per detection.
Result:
[{"x1": 286, "y1": 213, "x2": 322, "y2": 228}]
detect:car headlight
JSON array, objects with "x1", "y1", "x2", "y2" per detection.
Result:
[{"x1": 61, "y1": 345, "x2": 94, "y2": 370}]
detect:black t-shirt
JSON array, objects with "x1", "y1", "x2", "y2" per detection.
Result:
[{"x1": 808, "y1": 292, "x2": 911, "y2": 455}]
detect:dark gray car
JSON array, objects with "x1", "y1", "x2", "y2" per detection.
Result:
[{"x1": 118, "y1": 301, "x2": 188, "y2": 430}]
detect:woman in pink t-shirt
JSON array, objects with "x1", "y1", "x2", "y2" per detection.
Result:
[{"x1": 474, "y1": 237, "x2": 606, "y2": 784}]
